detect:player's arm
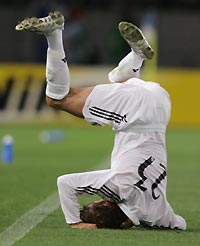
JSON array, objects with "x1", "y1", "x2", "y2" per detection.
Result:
[{"x1": 46, "y1": 86, "x2": 94, "y2": 118}]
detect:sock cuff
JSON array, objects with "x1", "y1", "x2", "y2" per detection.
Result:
[{"x1": 46, "y1": 82, "x2": 69, "y2": 100}]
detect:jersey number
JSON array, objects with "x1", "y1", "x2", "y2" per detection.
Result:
[{"x1": 134, "y1": 157, "x2": 166, "y2": 200}]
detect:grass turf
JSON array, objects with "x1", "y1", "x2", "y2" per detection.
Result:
[{"x1": 0, "y1": 124, "x2": 200, "y2": 246}]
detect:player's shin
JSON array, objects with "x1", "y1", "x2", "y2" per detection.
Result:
[
  {"x1": 108, "y1": 50, "x2": 143, "y2": 83},
  {"x1": 45, "y1": 29, "x2": 70, "y2": 100}
]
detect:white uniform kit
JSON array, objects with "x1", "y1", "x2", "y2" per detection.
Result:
[
  {"x1": 15, "y1": 11, "x2": 186, "y2": 230},
  {"x1": 57, "y1": 78, "x2": 186, "y2": 230}
]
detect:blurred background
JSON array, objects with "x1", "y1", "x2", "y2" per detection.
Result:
[{"x1": 0, "y1": 0, "x2": 200, "y2": 125}]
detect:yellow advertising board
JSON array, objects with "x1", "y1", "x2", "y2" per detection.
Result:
[{"x1": 0, "y1": 64, "x2": 199, "y2": 126}]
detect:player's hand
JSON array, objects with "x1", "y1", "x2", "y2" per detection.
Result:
[{"x1": 70, "y1": 222, "x2": 97, "y2": 229}]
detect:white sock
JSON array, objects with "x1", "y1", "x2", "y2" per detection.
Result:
[
  {"x1": 108, "y1": 50, "x2": 144, "y2": 83},
  {"x1": 45, "y1": 29, "x2": 70, "y2": 100}
]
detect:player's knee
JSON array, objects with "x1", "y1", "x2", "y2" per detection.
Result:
[{"x1": 46, "y1": 96, "x2": 63, "y2": 109}]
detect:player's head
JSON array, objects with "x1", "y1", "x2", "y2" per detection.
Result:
[{"x1": 80, "y1": 200, "x2": 128, "y2": 229}]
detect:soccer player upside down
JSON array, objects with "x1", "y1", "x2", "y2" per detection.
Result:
[{"x1": 16, "y1": 11, "x2": 186, "y2": 230}]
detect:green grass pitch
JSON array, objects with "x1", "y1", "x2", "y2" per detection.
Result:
[{"x1": 0, "y1": 124, "x2": 200, "y2": 246}]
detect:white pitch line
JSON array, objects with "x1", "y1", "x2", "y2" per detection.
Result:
[
  {"x1": 0, "y1": 157, "x2": 110, "y2": 246},
  {"x1": 0, "y1": 192, "x2": 59, "y2": 246}
]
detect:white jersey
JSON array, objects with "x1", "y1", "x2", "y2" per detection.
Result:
[
  {"x1": 57, "y1": 78, "x2": 186, "y2": 230},
  {"x1": 83, "y1": 78, "x2": 170, "y2": 172},
  {"x1": 81, "y1": 78, "x2": 186, "y2": 229}
]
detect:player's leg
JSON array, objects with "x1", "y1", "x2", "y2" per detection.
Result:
[
  {"x1": 15, "y1": 12, "x2": 96, "y2": 118},
  {"x1": 57, "y1": 169, "x2": 111, "y2": 225},
  {"x1": 108, "y1": 50, "x2": 143, "y2": 82},
  {"x1": 16, "y1": 11, "x2": 70, "y2": 100},
  {"x1": 108, "y1": 21, "x2": 154, "y2": 83}
]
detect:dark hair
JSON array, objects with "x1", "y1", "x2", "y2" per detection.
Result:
[{"x1": 80, "y1": 200, "x2": 128, "y2": 229}]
